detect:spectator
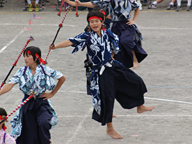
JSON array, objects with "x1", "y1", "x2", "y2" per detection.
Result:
[
  {"x1": 176, "y1": 0, "x2": 191, "y2": 11},
  {"x1": 148, "y1": 0, "x2": 176, "y2": 10},
  {"x1": 27, "y1": 0, "x2": 40, "y2": 12}
]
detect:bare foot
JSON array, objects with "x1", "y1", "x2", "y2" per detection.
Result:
[
  {"x1": 112, "y1": 114, "x2": 116, "y2": 118},
  {"x1": 133, "y1": 61, "x2": 139, "y2": 69},
  {"x1": 106, "y1": 128, "x2": 123, "y2": 139},
  {"x1": 137, "y1": 105, "x2": 155, "y2": 114}
]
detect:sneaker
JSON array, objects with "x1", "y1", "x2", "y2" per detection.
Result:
[
  {"x1": 186, "y1": 6, "x2": 191, "y2": 11},
  {"x1": 148, "y1": 3, "x2": 157, "y2": 9},
  {"x1": 28, "y1": 4, "x2": 33, "y2": 12},
  {"x1": 35, "y1": 4, "x2": 39, "y2": 12},
  {"x1": 176, "y1": 6, "x2": 181, "y2": 11},
  {"x1": 167, "y1": 4, "x2": 173, "y2": 10}
]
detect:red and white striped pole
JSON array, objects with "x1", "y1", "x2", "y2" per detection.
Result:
[
  {"x1": 45, "y1": 6, "x2": 71, "y2": 62},
  {"x1": 0, "y1": 36, "x2": 34, "y2": 90},
  {"x1": 0, "y1": 94, "x2": 34, "y2": 124}
]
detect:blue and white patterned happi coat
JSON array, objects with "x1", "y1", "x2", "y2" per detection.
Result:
[
  {"x1": 8, "y1": 65, "x2": 63, "y2": 138},
  {"x1": 69, "y1": 30, "x2": 119, "y2": 115},
  {"x1": 92, "y1": 0, "x2": 139, "y2": 21},
  {"x1": 92, "y1": 0, "x2": 143, "y2": 41}
]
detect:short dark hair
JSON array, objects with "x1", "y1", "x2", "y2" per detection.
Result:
[
  {"x1": 92, "y1": 6, "x2": 104, "y2": 12},
  {"x1": 23, "y1": 46, "x2": 42, "y2": 64},
  {"x1": 87, "y1": 8, "x2": 105, "y2": 23},
  {"x1": 0, "y1": 107, "x2": 7, "y2": 116}
]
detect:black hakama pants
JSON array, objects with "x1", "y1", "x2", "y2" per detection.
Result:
[
  {"x1": 92, "y1": 61, "x2": 147, "y2": 125},
  {"x1": 111, "y1": 21, "x2": 148, "y2": 68},
  {"x1": 16, "y1": 95, "x2": 53, "y2": 144}
]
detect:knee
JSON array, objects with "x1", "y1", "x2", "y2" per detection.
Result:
[
  {"x1": 38, "y1": 119, "x2": 51, "y2": 130},
  {"x1": 120, "y1": 38, "x2": 134, "y2": 47}
]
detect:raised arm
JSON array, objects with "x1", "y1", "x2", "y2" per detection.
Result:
[
  {"x1": 0, "y1": 83, "x2": 16, "y2": 96},
  {"x1": 76, "y1": 0, "x2": 96, "y2": 8},
  {"x1": 49, "y1": 40, "x2": 73, "y2": 50},
  {"x1": 65, "y1": 0, "x2": 96, "y2": 8},
  {"x1": 64, "y1": 0, "x2": 77, "y2": 7}
]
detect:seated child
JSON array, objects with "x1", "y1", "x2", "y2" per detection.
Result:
[{"x1": 27, "y1": 0, "x2": 40, "y2": 12}]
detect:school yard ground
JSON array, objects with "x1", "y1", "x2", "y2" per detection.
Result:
[{"x1": 0, "y1": 1, "x2": 192, "y2": 144}]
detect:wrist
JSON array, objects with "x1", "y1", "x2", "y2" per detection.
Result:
[{"x1": 51, "y1": 91, "x2": 55, "y2": 96}]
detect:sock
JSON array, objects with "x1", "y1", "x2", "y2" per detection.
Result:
[
  {"x1": 177, "y1": 0, "x2": 181, "y2": 6},
  {"x1": 187, "y1": 0, "x2": 191, "y2": 6},
  {"x1": 170, "y1": 2, "x2": 174, "y2": 6},
  {"x1": 27, "y1": 0, "x2": 31, "y2": 4},
  {"x1": 35, "y1": 0, "x2": 39, "y2": 5},
  {"x1": 152, "y1": 1, "x2": 157, "y2": 5}
]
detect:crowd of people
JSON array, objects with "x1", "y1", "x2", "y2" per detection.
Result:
[
  {"x1": 148, "y1": 0, "x2": 191, "y2": 11},
  {"x1": 0, "y1": 0, "x2": 6, "y2": 7},
  {"x1": 0, "y1": 0, "x2": 191, "y2": 11}
]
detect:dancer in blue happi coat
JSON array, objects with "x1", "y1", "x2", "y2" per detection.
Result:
[
  {"x1": 0, "y1": 46, "x2": 66, "y2": 144},
  {"x1": 65, "y1": 0, "x2": 147, "y2": 69},
  {"x1": 49, "y1": 10, "x2": 155, "y2": 139}
]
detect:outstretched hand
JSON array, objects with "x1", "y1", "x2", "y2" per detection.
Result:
[
  {"x1": 126, "y1": 19, "x2": 136, "y2": 25},
  {"x1": 75, "y1": 0, "x2": 81, "y2": 6},
  {"x1": 40, "y1": 92, "x2": 54, "y2": 100},
  {"x1": 49, "y1": 44, "x2": 56, "y2": 51}
]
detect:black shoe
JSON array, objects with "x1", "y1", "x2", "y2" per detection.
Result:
[
  {"x1": 176, "y1": 6, "x2": 181, "y2": 11},
  {"x1": 186, "y1": 6, "x2": 191, "y2": 11}
]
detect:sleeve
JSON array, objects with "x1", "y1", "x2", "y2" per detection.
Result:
[
  {"x1": 8, "y1": 67, "x2": 24, "y2": 84},
  {"x1": 43, "y1": 65, "x2": 63, "y2": 80},
  {"x1": 91, "y1": 0, "x2": 109, "y2": 8},
  {"x1": 131, "y1": 0, "x2": 139, "y2": 10},
  {"x1": 106, "y1": 30, "x2": 120, "y2": 54},
  {"x1": 68, "y1": 32, "x2": 89, "y2": 53}
]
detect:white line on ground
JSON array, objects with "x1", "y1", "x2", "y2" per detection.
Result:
[
  {"x1": 0, "y1": 29, "x2": 25, "y2": 53},
  {"x1": 65, "y1": 107, "x2": 93, "y2": 144},
  {"x1": 2, "y1": 88, "x2": 192, "y2": 106},
  {"x1": 0, "y1": 23, "x2": 191, "y2": 30},
  {"x1": 63, "y1": 90, "x2": 192, "y2": 105},
  {"x1": 0, "y1": 23, "x2": 75, "y2": 27},
  {"x1": 58, "y1": 114, "x2": 192, "y2": 118},
  {"x1": 138, "y1": 26, "x2": 192, "y2": 30},
  {"x1": 145, "y1": 97, "x2": 192, "y2": 105}
]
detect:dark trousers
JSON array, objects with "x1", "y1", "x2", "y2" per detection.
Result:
[
  {"x1": 92, "y1": 61, "x2": 146, "y2": 125},
  {"x1": 112, "y1": 21, "x2": 147, "y2": 68},
  {"x1": 16, "y1": 95, "x2": 53, "y2": 144}
]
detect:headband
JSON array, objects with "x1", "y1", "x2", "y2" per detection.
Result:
[
  {"x1": 25, "y1": 51, "x2": 46, "y2": 65},
  {"x1": 100, "y1": 10, "x2": 105, "y2": 15},
  {"x1": 88, "y1": 16, "x2": 103, "y2": 22},
  {"x1": 0, "y1": 115, "x2": 7, "y2": 130}
]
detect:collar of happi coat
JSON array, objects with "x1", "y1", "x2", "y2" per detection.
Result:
[{"x1": 24, "y1": 65, "x2": 45, "y2": 82}]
